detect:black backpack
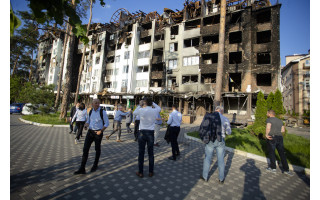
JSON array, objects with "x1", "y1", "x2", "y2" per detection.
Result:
[{"x1": 89, "y1": 108, "x2": 104, "y2": 125}]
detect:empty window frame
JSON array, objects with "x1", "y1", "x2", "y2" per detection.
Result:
[
  {"x1": 184, "y1": 37, "x2": 200, "y2": 48},
  {"x1": 95, "y1": 56, "x2": 100, "y2": 64},
  {"x1": 183, "y1": 56, "x2": 199, "y2": 66},
  {"x1": 138, "y1": 50, "x2": 150, "y2": 59},
  {"x1": 203, "y1": 34, "x2": 219, "y2": 44},
  {"x1": 256, "y1": 73, "x2": 272, "y2": 86},
  {"x1": 140, "y1": 36, "x2": 151, "y2": 44},
  {"x1": 109, "y1": 44, "x2": 116, "y2": 51},
  {"x1": 229, "y1": 52, "x2": 242, "y2": 64},
  {"x1": 106, "y1": 82, "x2": 112, "y2": 88},
  {"x1": 117, "y1": 43, "x2": 122, "y2": 49},
  {"x1": 106, "y1": 69, "x2": 113, "y2": 75},
  {"x1": 137, "y1": 66, "x2": 149, "y2": 73},
  {"x1": 136, "y1": 79, "x2": 148, "y2": 87},
  {"x1": 123, "y1": 65, "x2": 129, "y2": 73},
  {"x1": 126, "y1": 37, "x2": 132, "y2": 45},
  {"x1": 201, "y1": 73, "x2": 216, "y2": 84},
  {"x1": 107, "y1": 56, "x2": 114, "y2": 63},
  {"x1": 150, "y1": 79, "x2": 162, "y2": 87},
  {"x1": 202, "y1": 53, "x2": 218, "y2": 64},
  {"x1": 153, "y1": 48, "x2": 163, "y2": 57},
  {"x1": 182, "y1": 75, "x2": 198, "y2": 84},
  {"x1": 229, "y1": 12, "x2": 242, "y2": 24},
  {"x1": 168, "y1": 59, "x2": 178, "y2": 69},
  {"x1": 203, "y1": 15, "x2": 220, "y2": 26},
  {"x1": 256, "y1": 30, "x2": 271, "y2": 44},
  {"x1": 169, "y1": 43, "x2": 178, "y2": 52},
  {"x1": 229, "y1": 31, "x2": 242, "y2": 44},
  {"x1": 185, "y1": 19, "x2": 201, "y2": 30},
  {"x1": 97, "y1": 45, "x2": 102, "y2": 52},
  {"x1": 155, "y1": 34, "x2": 164, "y2": 41},
  {"x1": 141, "y1": 22, "x2": 152, "y2": 30},
  {"x1": 127, "y1": 24, "x2": 133, "y2": 32},
  {"x1": 229, "y1": 73, "x2": 242, "y2": 91},
  {"x1": 256, "y1": 10, "x2": 271, "y2": 24},
  {"x1": 168, "y1": 77, "x2": 177, "y2": 87},
  {"x1": 171, "y1": 26, "x2": 179, "y2": 35},
  {"x1": 115, "y1": 55, "x2": 120, "y2": 63},
  {"x1": 124, "y1": 51, "x2": 130, "y2": 59},
  {"x1": 152, "y1": 63, "x2": 163, "y2": 71},
  {"x1": 257, "y1": 52, "x2": 271, "y2": 64}
]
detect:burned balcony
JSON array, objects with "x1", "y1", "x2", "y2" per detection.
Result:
[
  {"x1": 106, "y1": 56, "x2": 115, "y2": 63},
  {"x1": 229, "y1": 73, "x2": 242, "y2": 92},
  {"x1": 150, "y1": 79, "x2": 163, "y2": 88},
  {"x1": 151, "y1": 63, "x2": 164, "y2": 79},
  {"x1": 155, "y1": 34, "x2": 164, "y2": 41},
  {"x1": 126, "y1": 37, "x2": 132, "y2": 45},
  {"x1": 257, "y1": 30, "x2": 271, "y2": 44},
  {"x1": 256, "y1": 10, "x2": 271, "y2": 24},
  {"x1": 203, "y1": 34, "x2": 219, "y2": 44},
  {"x1": 152, "y1": 49, "x2": 163, "y2": 64},
  {"x1": 182, "y1": 75, "x2": 198, "y2": 84},
  {"x1": 203, "y1": 15, "x2": 220, "y2": 26},
  {"x1": 256, "y1": 73, "x2": 272, "y2": 86},
  {"x1": 141, "y1": 22, "x2": 152, "y2": 30},
  {"x1": 171, "y1": 26, "x2": 179, "y2": 36},
  {"x1": 154, "y1": 34, "x2": 164, "y2": 48},
  {"x1": 140, "y1": 36, "x2": 151, "y2": 44},
  {"x1": 229, "y1": 12, "x2": 242, "y2": 24},
  {"x1": 185, "y1": 19, "x2": 201, "y2": 30},
  {"x1": 184, "y1": 37, "x2": 200, "y2": 48},
  {"x1": 202, "y1": 53, "x2": 218, "y2": 64},
  {"x1": 201, "y1": 73, "x2": 216, "y2": 84},
  {"x1": 257, "y1": 52, "x2": 271, "y2": 65},
  {"x1": 229, "y1": 31, "x2": 242, "y2": 44}
]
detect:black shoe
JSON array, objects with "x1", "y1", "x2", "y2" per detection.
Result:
[
  {"x1": 90, "y1": 165, "x2": 98, "y2": 172},
  {"x1": 218, "y1": 179, "x2": 224, "y2": 184},
  {"x1": 69, "y1": 131, "x2": 72, "y2": 134},
  {"x1": 74, "y1": 168, "x2": 86, "y2": 175},
  {"x1": 168, "y1": 156, "x2": 176, "y2": 161},
  {"x1": 176, "y1": 153, "x2": 180, "y2": 156}
]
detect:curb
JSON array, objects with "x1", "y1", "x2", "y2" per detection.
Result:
[
  {"x1": 184, "y1": 133, "x2": 310, "y2": 175},
  {"x1": 19, "y1": 118, "x2": 69, "y2": 128}
]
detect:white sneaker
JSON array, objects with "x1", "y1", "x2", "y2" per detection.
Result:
[
  {"x1": 266, "y1": 167, "x2": 277, "y2": 173},
  {"x1": 75, "y1": 139, "x2": 78, "y2": 144},
  {"x1": 284, "y1": 171, "x2": 294, "y2": 176}
]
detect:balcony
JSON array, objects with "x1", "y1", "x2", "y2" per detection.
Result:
[
  {"x1": 152, "y1": 56, "x2": 163, "y2": 64},
  {"x1": 151, "y1": 71, "x2": 164, "y2": 79}
]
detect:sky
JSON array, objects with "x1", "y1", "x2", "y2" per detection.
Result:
[{"x1": 10, "y1": 0, "x2": 310, "y2": 67}]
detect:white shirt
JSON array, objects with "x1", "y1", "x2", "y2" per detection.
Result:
[
  {"x1": 219, "y1": 113, "x2": 231, "y2": 138},
  {"x1": 167, "y1": 110, "x2": 182, "y2": 127},
  {"x1": 133, "y1": 103, "x2": 161, "y2": 130},
  {"x1": 72, "y1": 109, "x2": 87, "y2": 122}
]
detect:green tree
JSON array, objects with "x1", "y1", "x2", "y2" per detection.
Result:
[
  {"x1": 272, "y1": 89, "x2": 285, "y2": 118},
  {"x1": 266, "y1": 92, "x2": 274, "y2": 110},
  {"x1": 253, "y1": 91, "x2": 267, "y2": 137}
]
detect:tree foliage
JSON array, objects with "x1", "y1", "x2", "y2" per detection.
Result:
[
  {"x1": 251, "y1": 91, "x2": 267, "y2": 138},
  {"x1": 266, "y1": 92, "x2": 274, "y2": 110},
  {"x1": 10, "y1": 6, "x2": 21, "y2": 36},
  {"x1": 272, "y1": 89, "x2": 285, "y2": 118}
]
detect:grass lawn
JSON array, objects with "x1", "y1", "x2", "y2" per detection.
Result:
[
  {"x1": 187, "y1": 129, "x2": 310, "y2": 168},
  {"x1": 22, "y1": 112, "x2": 69, "y2": 125}
]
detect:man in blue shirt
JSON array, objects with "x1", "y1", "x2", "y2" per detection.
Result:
[
  {"x1": 167, "y1": 104, "x2": 182, "y2": 161},
  {"x1": 74, "y1": 99, "x2": 109, "y2": 174},
  {"x1": 106, "y1": 105, "x2": 128, "y2": 142}
]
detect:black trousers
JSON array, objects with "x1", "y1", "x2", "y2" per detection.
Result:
[
  {"x1": 75, "y1": 121, "x2": 85, "y2": 140},
  {"x1": 134, "y1": 120, "x2": 140, "y2": 140},
  {"x1": 169, "y1": 126, "x2": 180, "y2": 158},
  {"x1": 80, "y1": 129, "x2": 103, "y2": 169}
]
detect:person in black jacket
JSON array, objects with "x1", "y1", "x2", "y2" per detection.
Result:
[{"x1": 69, "y1": 102, "x2": 80, "y2": 134}]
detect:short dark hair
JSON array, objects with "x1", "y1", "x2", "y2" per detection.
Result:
[
  {"x1": 268, "y1": 110, "x2": 276, "y2": 116},
  {"x1": 172, "y1": 104, "x2": 177, "y2": 109},
  {"x1": 79, "y1": 103, "x2": 85, "y2": 110},
  {"x1": 144, "y1": 97, "x2": 153, "y2": 106}
]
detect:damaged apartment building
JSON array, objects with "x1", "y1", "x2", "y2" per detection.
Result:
[{"x1": 37, "y1": 0, "x2": 281, "y2": 124}]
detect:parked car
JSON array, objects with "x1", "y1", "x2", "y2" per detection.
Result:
[
  {"x1": 21, "y1": 103, "x2": 40, "y2": 115},
  {"x1": 99, "y1": 104, "x2": 115, "y2": 118},
  {"x1": 10, "y1": 103, "x2": 25, "y2": 114}
]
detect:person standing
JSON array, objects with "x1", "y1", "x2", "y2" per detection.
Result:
[
  {"x1": 133, "y1": 100, "x2": 144, "y2": 141},
  {"x1": 154, "y1": 111, "x2": 162, "y2": 147},
  {"x1": 265, "y1": 110, "x2": 293, "y2": 176},
  {"x1": 74, "y1": 99, "x2": 109, "y2": 174},
  {"x1": 106, "y1": 105, "x2": 128, "y2": 142},
  {"x1": 69, "y1": 102, "x2": 79, "y2": 134},
  {"x1": 200, "y1": 106, "x2": 231, "y2": 183},
  {"x1": 126, "y1": 108, "x2": 133, "y2": 134},
  {"x1": 133, "y1": 98, "x2": 161, "y2": 178},
  {"x1": 72, "y1": 103, "x2": 87, "y2": 144},
  {"x1": 167, "y1": 104, "x2": 182, "y2": 161}
]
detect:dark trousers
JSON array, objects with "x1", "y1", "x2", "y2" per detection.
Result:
[
  {"x1": 75, "y1": 121, "x2": 85, "y2": 140},
  {"x1": 70, "y1": 121, "x2": 78, "y2": 133},
  {"x1": 138, "y1": 130, "x2": 154, "y2": 174},
  {"x1": 169, "y1": 126, "x2": 180, "y2": 159},
  {"x1": 126, "y1": 123, "x2": 132, "y2": 133},
  {"x1": 80, "y1": 129, "x2": 103, "y2": 169},
  {"x1": 134, "y1": 120, "x2": 140, "y2": 140},
  {"x1": 108, "y1": 121, "x2": 121, "y2": 140},
  {"x1": 267, "y1": 136, "x2": 289, "y2": 171}
]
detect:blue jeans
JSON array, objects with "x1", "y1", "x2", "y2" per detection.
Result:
[
  {"x1": 138, "y1": 130, "x2": 154, "y2": 174},
  {"x1": 267, "y1": 136, "x2": 289, "y2": 171},
  {"x1": 202, "y1": 139, "x2": 225, "y2": 181}
]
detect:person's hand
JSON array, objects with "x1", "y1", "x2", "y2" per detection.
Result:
[
  {"x1": 96, "y1": 130, "x2": 102, "y2": 135},
  {"x1": 266, "y1": 135, "x2": 273, "y2": 140}
]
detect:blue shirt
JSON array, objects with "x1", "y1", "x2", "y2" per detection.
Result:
[
  {"x1": 155, "y1": 112, "x2": 162, "y2": 125},
  {"x1": 167, "y1": 110, "x2": 182, "y2": 127},
  {"x1": 219, "y1": 113, "x2": 231, "y2": 138},
  {"x1": 72, "y1": 109, "x2": 87, "y2": 122},
  {"x1": 86, "y1": 107, "x2": 109, "y2": 130},
  {"x1": 114, "y1": 110, "x2": 128, "y2": 121},
  {"x1": 133, "y1": 106, "x2": 141, "y2": 121}
]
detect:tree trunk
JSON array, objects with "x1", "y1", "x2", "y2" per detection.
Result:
[
  {"x1": 11, "y1": 52, "x2": 20, "y2": 76},
  {"x1": 54, "y1": 23, "x2": 70, "y2": 111},
  {"x1": 74, "y1": 0, "x2": 93, "y2": 105},
  {"x1": 28, "y1": 49, "x2": 34, "y2": 81},
  {"x1": 214, "y1": 0, "x2": 227, "y2": 108}
]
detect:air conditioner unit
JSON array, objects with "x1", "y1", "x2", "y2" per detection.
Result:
[{"x1": 170, "y1": 35, "x2": 175, "y2": 39}]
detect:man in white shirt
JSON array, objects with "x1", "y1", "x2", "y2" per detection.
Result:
[
  {"x1": 133, "y1": 98, "x2": 161, "y2": 178},
  {"x1": 167, "y1": 104, "x2": 182, "y2": 161},
  {"x1": 133, "y1": 100, "x2": 144, "y2": 141}
]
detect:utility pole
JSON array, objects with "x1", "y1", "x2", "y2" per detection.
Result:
[{"x1": 214, "y1": 0, "x2": 227, "y2": 108}]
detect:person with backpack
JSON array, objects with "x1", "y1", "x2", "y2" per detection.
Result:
[
  {"x1": 105, "y1": 105, "x2": 128, "y2": 142},
  {"x1": 74, "y1": 99, "x2": 109, "y2": 174},
  {"x1": 199, "y1": 106, "x2": 231, "y2": 183},
  {"x1": 72, "y1": 103, "x2": 87, "y2": 144}
]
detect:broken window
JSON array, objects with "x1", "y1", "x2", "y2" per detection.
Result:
[
  {"x1": 154, "y1": 34, "x2": 164, "y2": 41},
  {"x1": 109, "y1": 44, "x2": 115, "y2": 51},
  {"x1": 229, "y1": 73, "x2": 241, "y2": 92},
  {"x1": 202, "y1": 53, "x2": 218, "y2": 64},
  {"x1": 257, "y1": 52, "x2": 271, "y2": 64},
  {"x1": 257, "y1": 30, "x2": 271, "y2": 44},
  {"x1": 138, "y1": 50, "x2": 150, "y2": 59},
  {"x1": 115, "y1": 56, "x2": 120, "y2": 63},
  {"x1": 126, "y1": 37, "x2": 132, "y2": 45},
  {"x1": 117, "y1": 43, "x2": 122, "y2": 49},
  {"x1": 136, "y1": 79, "x2": 148, "y2": 87},
  {"x1": 123, "y1": 65, "x2": 129, "y2": 73},
  {"x1": 182, "y1": 75, "x2": 198, "y2": 84},
  {"x1": 229, "y1": 12, "x2": 242, "y2": 24},
  {"x1": 256, "y1": 73, "x2": 272, "y2": 86},
  {"x1": 141, "y1": 22, "x2": 152, "y2": 30},
  {"x1": 95, "y1": 56, "x2": 100, "y2": 64},
  {"x1": 106, "y1": 82, "x2": 112, "y2": 88},
  {"x1": 256, "y1": 10, "x2": 271, "y2": 24},
  {"x1": 185, "y1": 19, "x2": 201, "y2": 30},
  {"x1": 203, "y1": 15, "x2": 220, "y2": 26},
  {"x1": 168, "y1": 77, "x2": 177, "y2": 88},
  {"x1": 201, "y1": 73, "x2": 216, "y2": 84},
  {"x1": 183, "y1": 56, "x2": 199, "y2": 66},
  {"x1": 124, "y1": 51, "x2": 130, "y2": 59},
  {"x1": 171, "y1": 26, "x2": 179, "y2": 35},
  {"x1": 229, "y1": 31, "x2": 242, "y2": 44},
  {"x1": 203, "y1": 34, "x2": 219, "y2": 44},
  {"x1": 150, "y1": 79, "x2": 162, "y2": 87},
  {"x1": 107, "y1": 56, "x2": 114, "y2": 63},
  {"x1": 184, "y1": 37, "x2": 200, "y2": 48},
  {"x1": 127, "y1": 24, "x2": 133, "y2": 32},
  {"x1": 168, "y1": 59, "x2": 178, "y2": 69},
  {"x1": 229, "y1": 52, "x2": 242, "y2": 64},
  {"x1": 169, "y1": 43, "x2": 178, "y2": 52},
  {"x1": 97, "y1": 45, "x2": 102, "y2": 52},
  {"x1": 140, "y1": 36, "x2": 151, "y2": 44},
  {"x1": 137, "y1": 66, "x2": 149, "y2": 73},
  {"x1": 152, "y1": 63, "x2": 163, "y2": 71}
]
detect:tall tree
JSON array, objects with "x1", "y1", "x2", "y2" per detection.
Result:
[
  {"x1": 266, "y1": 92, "x2": 274, "y2": 110},
  {"x1": 272, "y1": 89, "x2": 285, "y2": 118},
  {"x1": 254, "y1": 91, "x2": 267, "y2": 128}
]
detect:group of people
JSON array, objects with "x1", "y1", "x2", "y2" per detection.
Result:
[{"x1": 71, "y1": 98, "x2": 293, "y2": 182}]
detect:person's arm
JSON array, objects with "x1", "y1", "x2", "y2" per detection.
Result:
[
  {"x1": 152, "y1": 102, "x2": 161, "y2": 113},
  {"x1": 281, "y1": 125, "x2": 285, "y2": 133},
  {"x1": 72, "y1": 110, "x2": 78, "y2": 123},
  {"x1": 84, "y1": 112, "x2": 90, "y2": 129},
  {"x1": 167, "y1": 113, "x2": 173, "y2": 125},
  {"x1": 120, "y1": 111, "x2": 128, "y2": 116},
  {"x1": 266, "y1": 123, "x2": 272, "y2": 140}
]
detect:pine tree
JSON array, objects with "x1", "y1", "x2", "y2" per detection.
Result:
[
  {"x1": 266, "y1": 92, "x2": 274, "y2": 110},
  {"x1": 272, "y1": 89, "x2": 284, "y2": 118},
  {"x1": 253, "y1": 91, "x2": 267, "y2": 137}
]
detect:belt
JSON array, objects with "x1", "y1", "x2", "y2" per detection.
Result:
[{"x1": 89, "y1": 129, "x2": 101, "y2": 131}]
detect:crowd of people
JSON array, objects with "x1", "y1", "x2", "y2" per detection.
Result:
[{"x1": 70, "y1": 97, "x2": 293, "y2": 181}]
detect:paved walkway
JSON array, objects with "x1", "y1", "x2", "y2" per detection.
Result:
[{"x1": 11, "y1": 115, "x2": 310, "y2": 200}]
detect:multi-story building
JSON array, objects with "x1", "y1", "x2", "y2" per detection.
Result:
[
  {"x1": 37, "y1": 0, "x2": 282, "y2": 123},
  {"x1": 282, "y1": 52, "x2": 310, "y2": 116}
]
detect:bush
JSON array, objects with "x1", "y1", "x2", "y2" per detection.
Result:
[{"x1": 273, "y1": 89, "x2": 285, "y2": 118}]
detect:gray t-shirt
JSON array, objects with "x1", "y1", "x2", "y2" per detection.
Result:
[{"x1": 266, "y1": 117, "x2": 283, "y2": 136}]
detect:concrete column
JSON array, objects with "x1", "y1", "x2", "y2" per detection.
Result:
[
  {"x1": 247, "y1": 93, "x2": 252, "y2": 117},
  {"x1": 179, "y1": 99, "x2": 182, "y2": 113},
  {"x1": 183, "y1": 101, "x2": 189, "y2": 115}
]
